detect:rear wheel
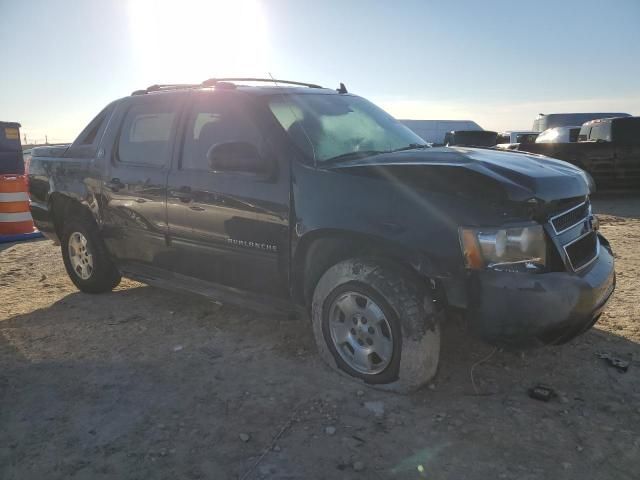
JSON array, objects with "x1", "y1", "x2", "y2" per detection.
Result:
[
  {"x1": 61, "y1": 219, "x2": 121, "y2": 293},
  {"x1": 311, "y1": 258, "x2": 441, "y2": 392}
]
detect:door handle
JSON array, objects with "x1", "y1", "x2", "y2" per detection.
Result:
[{"x1": 106, "y1": 178, "x2": 125, "y2": 192}]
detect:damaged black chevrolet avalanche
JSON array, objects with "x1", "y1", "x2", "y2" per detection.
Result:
[{"x1": 28, "y1": 79, "x2": 615, "y2": 392}]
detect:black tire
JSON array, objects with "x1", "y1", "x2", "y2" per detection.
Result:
[
  {"x1": 311, "y1": 258, "x2": 441, "y2": 392},
  {"x1": 61, "y1": 218, "x2": 121, "y2": 293}
]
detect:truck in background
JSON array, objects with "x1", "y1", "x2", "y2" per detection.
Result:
[
  {"x1": 444, "y1": 130, "x2": 498, "y2": 147},
  {"x1": 518, "y1": 116, "x2": 640, "y2": 191},
  {"x1": 532, "y1": 112, "x2": 630, "y2": 132},
  {"x1": 536, "y1": 126, "x2": 582, "y2": 144},
  {"x1": 497, "y1": 131, "x2": 539, "y2": 145},
  {"x1": 400, "y1": 120, "x2": 482, "y2": 145}
]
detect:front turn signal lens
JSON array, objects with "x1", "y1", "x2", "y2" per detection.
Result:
[{"x1": 460, "y1": 228, "x2": 484, "y2": 269}]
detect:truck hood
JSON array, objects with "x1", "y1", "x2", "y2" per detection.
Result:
[{"x1": 327, "y1": 146, "x2": 591, "y2": 203}]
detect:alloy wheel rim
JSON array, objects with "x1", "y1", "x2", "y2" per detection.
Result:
[
  {"x1": 328, "y1": 291, "x2": 394, "y2": 375},
  {"x1": 68, "y1": 232, "x2": 94, "y2": 280}
]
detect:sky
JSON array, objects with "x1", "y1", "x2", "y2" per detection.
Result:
[{"x1": 1, "y1": 0, "x2": 639, "y2": 144}]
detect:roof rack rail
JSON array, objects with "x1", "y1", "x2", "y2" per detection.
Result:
[
  {"x1": 201, "y1": 77, "x2": 322, "y2": 88},
  {"x1": 131, "y1": 78, "x2": 324, "y2": 96},
  {"x1": 131, "y1": 83, "x2": 200, "y2": 96}
]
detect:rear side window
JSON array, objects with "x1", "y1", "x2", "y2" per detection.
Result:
[
  {"x1": 569, "y1": 128, "x2": 580, "y2": 143},
  {"x1": 76, "y1": 107, "x2": 109, "y2": 145},
  {"x1": 118, "y1": 102, "x2": 176, "y2": 166},
  {"x1": 181, "y1": 95, "x2": 262, "y2": 171},
  {"x1": 589, "y1": 123, "x2": 611, "y2": 142},
  {"x1": 578, "y1": 126, "x2": 590, "y2": 142}
]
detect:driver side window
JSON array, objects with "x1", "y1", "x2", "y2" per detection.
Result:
[{"x1": 181, "y1": 96, "x2": 263, "y2": 171}]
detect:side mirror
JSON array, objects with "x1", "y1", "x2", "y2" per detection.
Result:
[{"x1": 206, "y1": 141, "x2": 266, "y2": 174}]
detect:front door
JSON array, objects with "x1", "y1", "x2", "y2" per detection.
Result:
[
  {"x1": 101, "y1": 95, "x2": 182, "y2": 266},
  {"x1": 166, "y1": 91, "x2": 290, "y2": 296}
]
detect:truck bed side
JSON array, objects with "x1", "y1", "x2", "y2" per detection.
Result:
[
  {"x1": 28, "y1": 145, "x2": 102, "y2": 242},
  {"x1": 516, "y1": 142, "x2": 640, "y2": 191}
]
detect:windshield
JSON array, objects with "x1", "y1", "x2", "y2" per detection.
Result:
[{"x1": 266, "y1": 93, "x2": 427, "y2": 163}]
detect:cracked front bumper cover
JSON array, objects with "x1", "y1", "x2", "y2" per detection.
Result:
[{"x1": 466, "y1": 236, "x2": 615, "y2": 348}]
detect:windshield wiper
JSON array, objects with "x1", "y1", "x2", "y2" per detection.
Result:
[
  {"x1": 323, "y1": 144, "x2": 429, "y2": 165},
  {"x1": 390, "y1": 143, "x2": 430, "y2": 153},
  {"x1": 323, "y1": 150, "x2": 386, "y2": 164}
]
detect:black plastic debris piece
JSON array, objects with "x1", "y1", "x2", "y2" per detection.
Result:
[
  {"x1": 528, "y1": 384, "x2": 557, "y2": 402},
  {"x1": 596, "y1": 352, "x2": 630, "y2": 373}
]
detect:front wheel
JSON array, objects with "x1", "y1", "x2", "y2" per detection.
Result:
[
  {"x1": 311, "y1": 258, "x2": 441, "y2": 392},
  {"x1": 61, "y1": 219, "x2": 121, "y2": 293}
]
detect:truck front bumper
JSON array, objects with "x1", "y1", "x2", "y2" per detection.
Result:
[{"x1": 466, "y1": 236, "x2": 615, "y2": 348}]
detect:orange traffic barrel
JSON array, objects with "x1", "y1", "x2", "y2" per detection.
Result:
[{"x1": 0, "y1": 174, "x2": 42, "y2": 242}]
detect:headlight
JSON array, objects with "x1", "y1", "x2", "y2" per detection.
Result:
[{"x1": 459, "y1": 224, "x2": 546, "y2": 271}]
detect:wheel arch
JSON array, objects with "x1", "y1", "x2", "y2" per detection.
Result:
[
  {"x1": 291, "y1": 228, "x2": 440, "y2": 306},
  {"x1": 49, "y1": 193, "x2": 98, "y2": 239}
]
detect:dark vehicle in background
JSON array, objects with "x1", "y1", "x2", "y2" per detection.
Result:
[
  {"x1": 443, "y1": 130, "x2": 498, "y2": 147},
  {"x1": 536, "y1": 126, "x2": 581, "y2": 144},
  {"x1": 518, "y1": 116, "x2": 640, "y2": 191},
  {"x1": 532, "y1": 112, "x2": 630, "y2": 132},
  {"x1": 0, "y1": 122, "x2": 24, "y2": 174},
  {"x1": 400, "y1": 120, "x2": 482, "y2": 145},
  {"x1": 497, "y1": 131, "x2": 538, "y2": 145},
  {"x1": 28, "y1": 79, "x2": 615, "y2": 392}
]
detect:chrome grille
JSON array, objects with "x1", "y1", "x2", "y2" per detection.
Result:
[
  {"x1": 550, "y1": 201, "x2": 590, "y2": 234},
  {"x1": 548, "y1": 199, "x2": 599, "y2": 272},
  {"x1": 564, "y1": 231, "x2": 599, "y2": 271}
]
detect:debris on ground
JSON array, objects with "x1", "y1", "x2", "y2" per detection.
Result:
[
  {"x1": 528, "y1": 384, "x2": 557, "y2": 402},
  {"x1": 239, "y1": 433, "x2": 251, "y2": 442},
  {"x1": 325, "y1": 426, "x2": 336, "y2": 436},
  {"x1": 596, "y1": 352, "x2": 630, "y2": 372},
  {"x1": 353, "y1": 460, "x2": 365, "y2": 472}
]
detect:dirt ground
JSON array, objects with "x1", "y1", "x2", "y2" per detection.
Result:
[{"x1": 1, "y1": 198, "x2": 639, "y2": 480}]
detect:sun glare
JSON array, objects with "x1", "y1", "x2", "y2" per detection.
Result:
[{"x1": 128, "y1": 0, "x2": 268, "y2": 84}]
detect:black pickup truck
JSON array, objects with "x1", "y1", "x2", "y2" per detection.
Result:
[
  {"x1": 28, "y1": 79, "x2": 615, "y2": 392},
  {"x1": 443, "y1": 130, "x2": 498, "y2": 147},
  {"x1": 517, "y1": 116, "x2": 640, "y2": 191}
]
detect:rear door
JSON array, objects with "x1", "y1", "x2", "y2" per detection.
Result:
[
  {"x1": 100, "y1": 95, "x2": 182, "y2": 266},
  {"x1": 165, "y1": 91, "x2": 290, "y2": 296}
]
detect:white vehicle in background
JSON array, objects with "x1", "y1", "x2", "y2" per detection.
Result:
[
  {"x1": 400, "y1": 119, "x2": 482, "y2": 145},
  {"x1": 532, "y1": 112, "x2": 630, "y2": 132},
  {"x1": 535, "y1": 126, "x2": 581, "y2": 143},
  {"x1": 497, "y1": 131, "x2": 539, "y2": 145}
]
